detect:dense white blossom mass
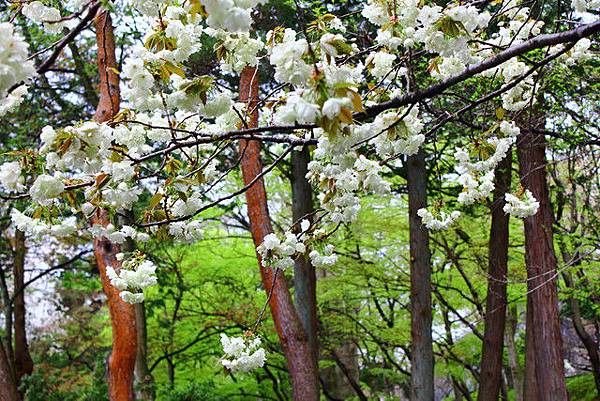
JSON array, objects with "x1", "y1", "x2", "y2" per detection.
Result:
[{"x1": 0, "y1": 0, "x2": 597, "y2": 371}]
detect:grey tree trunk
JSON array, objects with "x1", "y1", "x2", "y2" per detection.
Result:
[
  {"x1": 134, "y1": 303, "x2": 155, "y2": 400},
  {"x1": 407, "y1": 149, "x2": 434, "y2": 401},
  {"x1": 290, "y1": 146, "x2": 319, "y2": 366}
]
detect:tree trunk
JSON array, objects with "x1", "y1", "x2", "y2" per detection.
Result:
[
  {"x1": 517, "y1": 128, "x2": 568, "y2": 401},
  {"x1": 406, "y1": 149, "x2": 434, "y2": 401},
  {"x1": 92, "y1": 210, "x2": 138, "y2": 401},
  {"x1": 92, "y1": 8, "x2": 137, "y2": 401},
  {"x1": 290, "y1": 147, "x2": 319, "y2": 366},
  {"x1": 478, "y1": 153, "x2": 511, "y2": 401},
  {"x1": 135, "y1": 303, "x2": 155, "y2": 400},
  {"x1": 331, "y1": 348, "x2": 368, "y2": 401},
  {"x1": 0, "y1": 264, "x2": 14, "y2": 379},
  {"x1": 238, "y1": 66, "x2": 319, "y2": 401},
  {"x1": 320, "y1": 342, "x2": 360, "y2": 400},
  {"x1": 0, "y1": 339, "x2": 19, "y2": 401},
  {"x1": 13, "y1": 229, "x2": 33, "y2": 388},
  {"x1": 94, "y1": 9, "x2": 120, "y2": 123}
]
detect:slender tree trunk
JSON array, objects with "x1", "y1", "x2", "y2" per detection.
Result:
[
  {"x1": 517, "y1": 128, "x2": 568, "y2": 401},
  {"x1": 505, "y1": 305, "x2": 524, "y2": 401},
  {"x1": 0, "y1": 265, "x2": 14, "y2": 377},
  {"x1": 238, "y1": 66, "x2": 319, "y2": 401},
  {"x1": 167, "y1": 356, "x2": 175, "y2": 388},
  {"x1": 290, "y1": 147, "x2": 319, "y2": 366},
  {"x1": 0, "y1": 339, "x2": 19, "y2": 401},
  {"x1": 135, "y1": 303, "x2": 155, "y2": 400},
  {"x1": 13, "y1": 229, "x2": 33, "y2": 388},
  {"x1": 478, "y1": 153, "x2": 511, "y2": 401},
  {"x1": 92, "y1": 8, "x2": 137, "y2": 401},
  {"x1": 406, "y1": 149, "x2": 434, "y2": 401}
]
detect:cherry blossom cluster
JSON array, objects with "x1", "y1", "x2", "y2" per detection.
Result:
[
  {"x1": 0, "y1": 23, "x2": 36, "y2": 116},
  {"x1": 21, "y1": 1, "x2": 66, "y2": 34},
  {"x1": 257, "y1": 220, "x2": 337, "y2": 271},
  {"x1": 417, "y1": 209, "x2": 462, "y2": 231},
  {"x1": 503, "y1": 189, "x2": 540, "y2": 218},
  {"x1": 106, "y1": 252, "x2": 158, "y2": 304},
  {"x1": 220, "y1": 333, "x2": 266, "y2": 372},
  {"x1": 418, "y1": 121, "x2": 528, "y2": 231}
]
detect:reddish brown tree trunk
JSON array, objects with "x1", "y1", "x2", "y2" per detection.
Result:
[
  {"x1": 94, "y1": 9, "x2": 120, "y2": 123},
  {"x1": 238, "y1": 66, "x2": 319, "y2": 401},
  {"x1": 478, "y1": 153, "x2": 511, "y2": 401},
  {"x1": 92, "y1": 211, "x2": 138, "y2": 401},
  {"x1": 92, "y1": 8, "x2": 137, "y2": 401},
  {"x1": 0, "y1": 339, "x2": 19, "y2": 401},
  {"x1": 517, "y1": 129, "x2": 568, "y2": 401}
]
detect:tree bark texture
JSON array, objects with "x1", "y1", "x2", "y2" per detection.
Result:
[
  {"x1": 478, "y1": 153, "x2": 511, "y2": 401},
  {"x1": 0, "y1": 339, "x2": 19, "y2": 401},
  {"x1": 406, "y1": 149, "x2": 434, "y2": 401},
  {"x1": 92, "y1": 8, "x2": 137, "y2": 401},
  {"x1": 517, "y1": 129, "x2": 568, "y2": 401},
  {"x1": 290, "y1": 146, "x2": 319, "y2": 367},
  {"x1": 238, "y1": 66, "x2": 319, "y2": 401},
  {"x1": 135, "y1": 303, "x2": 155, "y2": 400}
]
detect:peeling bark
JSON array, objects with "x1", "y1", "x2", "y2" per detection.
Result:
[
  {"x1": 92, "y1": 210, "x2": 138, "y2": 401},
  {"x1": 238, "y1": 66, "x2": 319, "y2": 401},
  {"x1": 92, "y1": 8, "x2": 137, "y2": 401}
]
